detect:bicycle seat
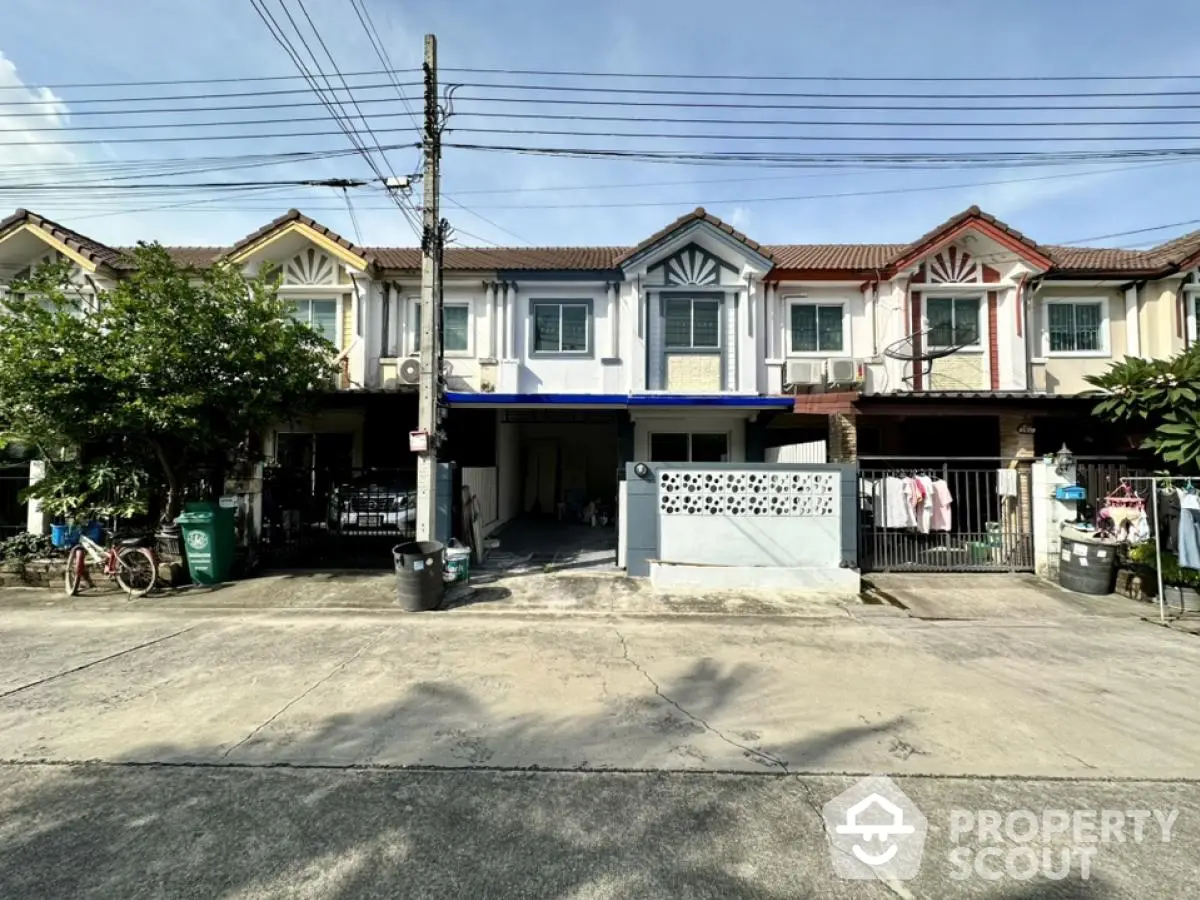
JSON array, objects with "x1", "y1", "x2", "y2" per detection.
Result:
[{"x1": 118, "y1": 537, "x2": 150, "y2": 548}]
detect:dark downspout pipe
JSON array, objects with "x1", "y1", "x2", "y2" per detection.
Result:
[{"x1": 1023, "y1": 274, "x2": 1042, "y2": 393}]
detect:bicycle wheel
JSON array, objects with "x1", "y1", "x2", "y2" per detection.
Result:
[
  {"x1": 64, "y1": 546, "x2": 86, "y2": 596},
  {"x1": 115, "y1": 547, "x2": 157, "y2": 597}
]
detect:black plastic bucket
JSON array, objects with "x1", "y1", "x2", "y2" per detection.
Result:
[{"x1": 392, "y1": 541, "x2": 445, "y2": 611}]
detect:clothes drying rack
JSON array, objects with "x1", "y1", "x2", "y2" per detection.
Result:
[{"x1": 1100, "y1": 475, "x2": 1169, "y2": 623}]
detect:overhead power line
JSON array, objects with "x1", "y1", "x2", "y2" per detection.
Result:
[
  {"x1": 442, "y1": 66, "x2": 1200, "y2": 84},
  {"x1": 446, "y1": 81, "x2": 1200, "y2": 100},
  {"x1": 445, "y1": 142, "x2": 1200, "y2": 168},
  {"x1": 447, "y1": 95, "x2": 1200, "y2": 113},
  {"x1": 453, "y1": 126, "x2": 1200, "y2": 143},
  {"x1": 0, "y1": 80, "x2": 419, "y2": 106},
  {"x1": 0, "y1": 67, "x2": 420, "y2": 91}
]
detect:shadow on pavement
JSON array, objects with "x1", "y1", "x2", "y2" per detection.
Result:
[{"x1": 0, "y1": 654, "x2": 1150, "y2": 898}]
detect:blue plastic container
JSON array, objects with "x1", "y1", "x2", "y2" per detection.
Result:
[
  {"x1": 50, "y1": 524, "x2": 81, "y2": 548},
  {"x1": 83, "y1": 521, "x2": 104, "y2": 544}
]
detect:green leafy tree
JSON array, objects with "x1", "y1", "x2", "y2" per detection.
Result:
[
  {"x1": 1086, "y1": 349, "x2": 1200, "y2": 470},
  {"x1": 0, "y1": 246, "x2": 336, "y2": 521}
]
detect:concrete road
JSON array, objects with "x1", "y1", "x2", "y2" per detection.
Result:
[
  {"x1": 0, "y1": 608, "x2": 1196, "y2": 776},
  {"x1": 1, "y1": 605, "x2": 1199, "y2": 897}
]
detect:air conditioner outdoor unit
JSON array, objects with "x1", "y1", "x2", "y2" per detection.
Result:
[
  {"x1": 826, "y1": 358, "x2": 865, "y2": 386},
  {"x1": 398, "y1": 356, "x2": 421, "y2": 385},
  {"x1": 785, "y1": 360, "x2": 823, "y2": 387}
]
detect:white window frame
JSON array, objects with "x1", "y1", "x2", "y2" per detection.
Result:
[
  {"x1": 281, "y1": 291, "x2": 342, "y2": 350},
  {"x1": 923, "y1": 293, "x2": 984, "y2": 352},
  {"x1": 1040, "y1": 296, "x2": 1110, "y2": 359},
  {"x1": 1183, "y1": 285, "x2": 1200, "y2": 344},
  {"x1": 786, "y1": 297, "x2": 850, "y2": 357},
  {"x1": 530, "y1": 299, "x2": 593, "y2": 357},
  {"x1": 409, "y1": 299, "x2": 473, "y2": 357}
]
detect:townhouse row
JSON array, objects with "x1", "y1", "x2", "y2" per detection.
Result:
[{"x1": 3, "y1": 203, "x2": 1198, "y2": 547}]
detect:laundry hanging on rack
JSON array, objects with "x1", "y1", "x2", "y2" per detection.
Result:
[
  {"x1": 996, "y1": 468, "x2": 1019, "y2": 498},
  {"x1": 930, "y1": 479, "x2": 953, "y2": 531},
  {"x1": 1097, "y1": 480, "x2": 1149, "y2": 544},
  {"x1": 873, "y1": 474, "x2": 953, "y2": 532},
  {"x1": 1155, "y1": 487, "x2": 1180, "y2": 555},
  {"x1": 1179, "y1": 485, "x2": 1200, "y2": 569},
  {"x1": 880, "y1": 476, "x2": 912, "y2": 529}
]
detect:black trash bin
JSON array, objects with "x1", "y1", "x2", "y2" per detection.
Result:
[
  {"x1": 393, "y1": 541, "x2": 445, "y2": 611},
  {"x1": 1058, "y1": 530, "x2": 1118, "y2": 596}
]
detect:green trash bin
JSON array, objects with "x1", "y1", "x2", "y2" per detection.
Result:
[{"x1": 175, "y1": 502, "x2": 236, "y2": 585}]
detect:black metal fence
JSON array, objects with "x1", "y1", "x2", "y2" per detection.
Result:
[
  {"x1": 259, "y1": 464, "x2": 417, "y2": 568},
  {"x1": 1074, "y1": 458, "x2": 1158, "y2": 518},
  {"x1": 0, "y1": 462, "x2": 30, "y2": 539},
  {"x1": 858, "y1": 458, "x2": 1034, "y2": 573}
]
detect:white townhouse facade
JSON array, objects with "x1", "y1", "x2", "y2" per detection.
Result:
[{"x1": 8, "y1": 203, "x2": 1200, "y2": 547}]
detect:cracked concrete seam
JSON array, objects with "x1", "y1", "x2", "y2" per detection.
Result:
[
  {"x1": 220, "y1": 628, "x2": 390, "y2": 760},
  {"x1": 611, "y1": 627, "x2": 789, "y2": 773},
  {"x1": 0, "y1": 625, "x2": 199, "y2": 701},
  {"x1": 794, "y1": 779, "x2": 917, "y2": 900}
]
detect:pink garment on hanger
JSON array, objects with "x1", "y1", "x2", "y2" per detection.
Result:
[{"x1": 930, "y1": 479, "x2": 953, "y2": 532}]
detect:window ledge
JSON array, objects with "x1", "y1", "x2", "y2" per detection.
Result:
[
  {"x1": 927, "y1": 346, "x2": 984, "y2": 354},
  {"x1": 1045, "y1": 351, "x2": 1111, "y2": 359},
  {"x1": 786, "y1": 352, "x2": 849, "y2": 358}
]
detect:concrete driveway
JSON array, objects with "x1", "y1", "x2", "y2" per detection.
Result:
[{"x1": 865, "y1": 573, "x2": 1149, "y2": 621}]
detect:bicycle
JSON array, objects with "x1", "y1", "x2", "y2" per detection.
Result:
[{"x1": 64, "y1": 529, "x2": 158, "y2": 597}]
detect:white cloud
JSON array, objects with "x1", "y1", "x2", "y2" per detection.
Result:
[
  {"x1": 728, "y1": 205, "x2": 752, "y2": 231},
  {"x1": 0, "y1": 50, "x2": 79, "y2": 180}
]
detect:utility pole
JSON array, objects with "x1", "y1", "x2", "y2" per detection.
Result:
[{"x1": 415, "y1": 33, "x2": 441, "y2": 542}]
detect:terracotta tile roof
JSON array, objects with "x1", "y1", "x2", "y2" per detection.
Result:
[
  {"x1": 225, "y1": 208, "x2": 373, "y2": 264},
  {"x1": 890, "y1": 205, "x2": 1050, "y2": 269},
  {"x1": 766, "y1": 243, "x2": 904, "y2": 270},
  {"x1": 367, "y1": 246, "x2": 626, "y2": 271},
  {"x1": 0, "y1": 207, "x2": 124, "y2": 270},
  {"x1": 13, "y1": 206, "x2": 1200, "y2": 281},
  {"x1": 1150, "y1": 229, "x2": 1200, "y2": 266},
  {"x1": 1043, "y1": 245, "x2": 1163, "y2": 272},
  {"x1": 112, "y1": 246, "x2": 225, "y2": 269},
  {"x1": 613, "y1": 207, "x2": 774, "y2": 265}
]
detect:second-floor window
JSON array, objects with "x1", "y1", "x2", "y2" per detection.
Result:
[
  {"x1": 926, "y1": 297, "x2": 980, "y2": 349},
  {"x1": 532, "y1": 301, "x2": 590, "y2": 354},
  {"x1": 413, "y1": 303, "x2": 470, "y2": 354},
  {"x1": 664, "y1": 297, "x2": 720, "y2": 349},
  {"x1": 790, "y1": 303, "x2": 844, "y2": 354},
  {"x1": 290, "y1": 299, "x2": 339, "y2": 347},
  {"x1": 1047, "y1": 302, "x2": 1102, "y2": 353}
]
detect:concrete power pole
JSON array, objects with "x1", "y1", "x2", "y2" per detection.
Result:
[{"x1": 414, "y1": 33, "x2": 441, "y2": 542}]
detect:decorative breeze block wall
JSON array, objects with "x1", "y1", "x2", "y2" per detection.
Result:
[{"x1": 658, "y1": 470, "x2": 838, "y2": 518}]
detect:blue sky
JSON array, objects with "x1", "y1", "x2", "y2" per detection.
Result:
[{"x1": 4, "y1": 0, "x2": 1200, "y2": 251}]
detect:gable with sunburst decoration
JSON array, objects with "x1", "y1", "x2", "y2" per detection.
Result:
[
  {"x1": 283, "y1": 247, "x2": 337, "y2": 286},
  {"x1": 927, "y1": 245, "x2": 983, "y2": 283},
  {"x1": 660, "y1": 243, "x2": 732, "y2": 286}
]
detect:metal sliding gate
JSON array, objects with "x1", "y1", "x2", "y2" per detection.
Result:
[
  {"x1": 259, "y1": 464, "x2": 417, "y2": 568},
  {"x1": 858, "y1": 457, "x2": 1034, "y2": 573}
]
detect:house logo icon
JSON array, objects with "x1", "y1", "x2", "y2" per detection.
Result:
[{"x1": 822, "y1": 776, "x2": 927, "y2": 881}]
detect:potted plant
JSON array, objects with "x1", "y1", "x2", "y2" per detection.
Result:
[{"x1": 1129, "y1": 542, "x2": 1200, "y2": 613}]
